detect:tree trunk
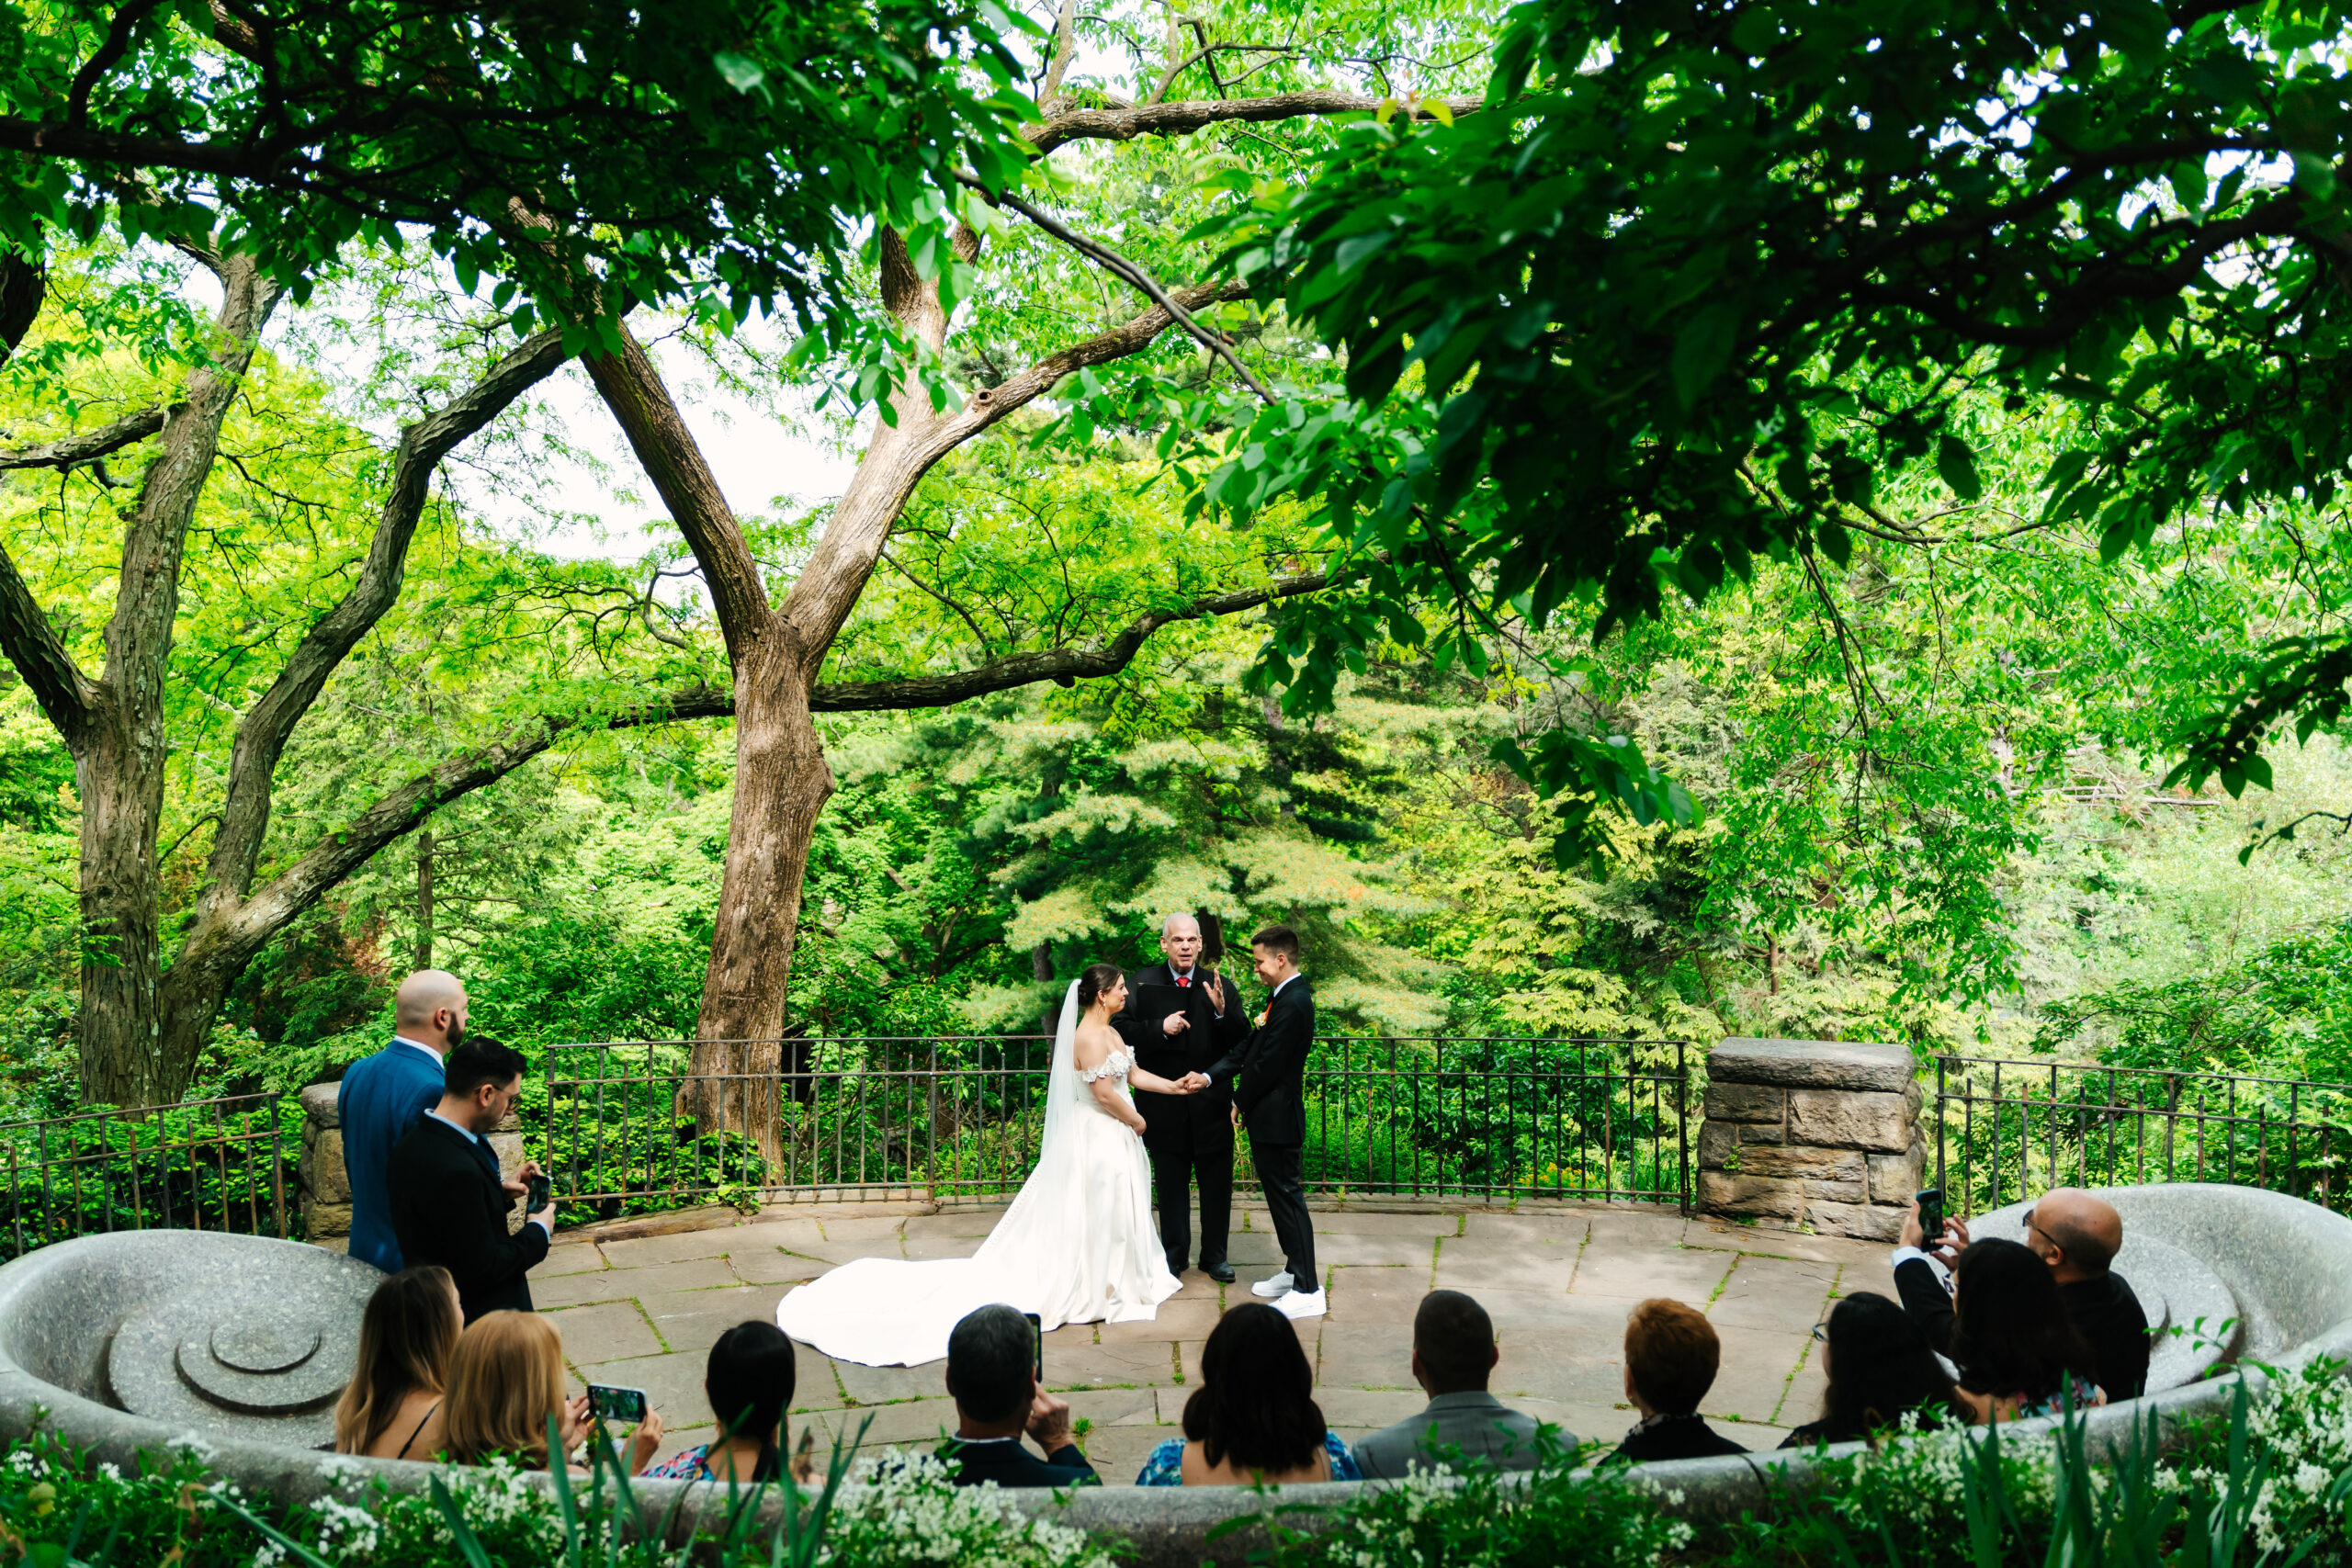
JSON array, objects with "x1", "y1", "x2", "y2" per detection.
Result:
[
  {"x1": 75, "y1": 696, "x2": 167, "y2": 1106},
  {"x1": 678, "y1": 634, "x2": 833, "y2": 1175}
]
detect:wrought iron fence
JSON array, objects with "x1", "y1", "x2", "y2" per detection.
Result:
[
  {"x1": 1930, "y1": 1055, "x2": 2352, "y2": 1217},
  {"x1": 0, "y1": 1091, "x2": 299, "y2": 1262},
  {"x1": 540, "y1": 1034, "x2": 1696, "y2": 1224}
]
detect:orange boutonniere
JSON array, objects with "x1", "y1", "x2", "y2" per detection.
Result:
[{"x1": 1254, "y1": 1010, "x2": 1269, "y2": 1029}]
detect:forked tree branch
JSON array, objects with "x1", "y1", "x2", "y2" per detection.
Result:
[
  {"x1": 196, "y1": 326, "x2": 572, "y2": 914},
  {"x1": 0, "y1": 539, "x2": 98, "y2": 740}
]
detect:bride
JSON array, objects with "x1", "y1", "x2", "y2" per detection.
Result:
[{"x1": 773, "y1": 963, "x2": 1195, "y2": 1365}]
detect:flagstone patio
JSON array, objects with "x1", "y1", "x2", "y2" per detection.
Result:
[{"x1": 534, "y1": 1200, "x2": 1895, "y2": 1483}]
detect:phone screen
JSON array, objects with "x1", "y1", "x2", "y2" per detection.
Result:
[
  {"x1": 526, "y1": 1173, "x2": 552, "y2": 1211},
  {"x1": 1916, "y1": 1188, "x2": 1944, "y2": 1252},
  {"x1": 1023, "y1": 1311, "x2": 1042, "y2": 1382},
  {"x1": 587, "y1": 1383, "x2": 648, "y2": 1424}
]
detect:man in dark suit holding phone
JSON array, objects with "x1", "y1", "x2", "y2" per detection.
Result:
[
  {"x1": 1187, "y1": 924, "x2": 1323, "y2": 1321},
  {"x1": 388, "y1": 1038, "x2": 555, "y2": 1323},
  {"x1": 1114, "y1": 913, "x2": 1250, "y2": 1283}
]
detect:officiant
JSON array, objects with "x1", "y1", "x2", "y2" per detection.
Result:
[{"x1": 1114, "y1": 913, "x2": 1249, "y2": 1283}]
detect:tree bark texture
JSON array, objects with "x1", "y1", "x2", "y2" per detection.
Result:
[{"x1": 78, "y1": 256, "x2": 283, "y2": 1106}]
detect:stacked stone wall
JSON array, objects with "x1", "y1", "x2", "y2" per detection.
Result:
[{"x1": 1697, "y1": 1037, "x2": 1923, "y2": 1241}]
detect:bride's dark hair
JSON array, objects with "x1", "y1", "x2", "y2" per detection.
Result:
[{"x1": 1076, "y1": 963, "x2": 1125, "y2": 1010}]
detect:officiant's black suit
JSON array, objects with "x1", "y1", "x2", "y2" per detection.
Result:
[
  {"x1": 1114, "y1": 963, "x2": 1249, "y2": 1274},
  {"x1": 1206, "y1": 976, "x2": 1317, "y2": 1290}
]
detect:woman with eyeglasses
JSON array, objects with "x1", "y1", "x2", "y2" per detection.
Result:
[{"x1": 1781, "y1": 1292, "x2": 1965, "y2": 1449}]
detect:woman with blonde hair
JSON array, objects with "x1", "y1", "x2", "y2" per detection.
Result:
[
  {"x1": 334, "y1": 1266, "x2": 462, "y2": 1460},
  {"x1": 443, "y1": 1311, "x2": 662, "y2": 1470}
]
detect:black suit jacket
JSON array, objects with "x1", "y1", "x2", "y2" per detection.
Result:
[
  {"x1": 1114, "y1": 963, "x2": 1247, "y2": 1136},
  {"x1": 936, "y1": 1436, "x2": 1100, "y2": 1489},
  {"x1": 1893, "y1": 1256, "x2": 2150, "y2": 1400},
  {"x1": 388, "y1": 1115, "x2": 548, "y2": 1322},
  {"x1": 1606, "y1": 1415, "x2": 1748, "y2": 1465},
  {"x1": 1206, "y1": 976, "x2": 1315, "y2": 1147}
]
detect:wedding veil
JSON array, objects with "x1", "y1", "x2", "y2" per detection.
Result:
[{"x1": 1034, "y1": 978, "x2": 1083, "y2": 1168}]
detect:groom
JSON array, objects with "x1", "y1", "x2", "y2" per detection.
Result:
[
  {"x1": 1117, "y1": 913, "x2": 1250, "y2": 1282},
  {"x1": 1188, "y1": 924, "x2": 1324, "y2": 1321}
]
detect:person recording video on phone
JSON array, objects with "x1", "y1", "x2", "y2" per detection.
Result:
[{"x1": 388, "y1": 1038, "x2": 555, "y2": 1323}]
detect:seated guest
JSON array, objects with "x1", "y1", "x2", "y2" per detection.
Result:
[
  {"x1": 1605, "y1": 1298, "x2": 1748, "y2": 1463},
  {"x1": 1137, "y1": 1303, "x2": 1361, "y2": 1485},
  {"x1": 644, "y1": 1322, "x2": 799, "y2": 1482},
  {"x1": 1780, "y1": 1292, "x2": 1964, "y2": 1449},
  {"x1": 1898, "y1": 1189, "x2": 2150, "y2": 1401},
  {"x1": 333, "y1": 1266, "x2": 462, "y2": 1460},
  {"x1": 934, "y1": 1304, "x2": 1099, "y2": 1489},
  {"x1": 1942, "y1": 1239, "x2": 2104, "y2": 1424},
  {"x1": 1354, "y1": 1290, "x2": 1558, "y2": 1479},
  {"x1": 444, "y1": 1311, "x2": 664, "y2": 1471},
  {"x1": 388, "y1": 1038, "x2": 555, "y2": 1322},
  {"x1": 338, "y1": 969, "x2": 467, "y2": 1272}
]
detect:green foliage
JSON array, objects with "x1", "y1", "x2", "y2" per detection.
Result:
[
  {"x1": 0, "y1": 2, "x2": 1035, "y2": 344},
  {"x1": 1188, "y1": 0, "x2": 2352, "y2": 855}
]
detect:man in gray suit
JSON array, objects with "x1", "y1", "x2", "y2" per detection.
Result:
[{"x1": 1352, "y1": 1292, "x2": 1560, "y2": 1479}]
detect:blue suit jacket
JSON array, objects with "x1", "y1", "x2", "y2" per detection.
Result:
[{"x1": 338, "y1": 1040, "x2": 445, "y2": 1272}]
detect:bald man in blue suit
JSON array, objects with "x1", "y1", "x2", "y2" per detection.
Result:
[{"x1": 337, "y1": 970, "x2": 466, "y2": 1271}]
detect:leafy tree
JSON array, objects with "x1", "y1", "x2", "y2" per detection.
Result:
[
  {"x1": 1203, "y1": 0, "x2": 2352, "y2": 846},
  {"x1": 0, "y1": 0, "x2": 1029, "y2": 1102}
]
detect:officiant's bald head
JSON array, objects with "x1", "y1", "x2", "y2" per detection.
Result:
[{"x1": 394, "y1": 969, "x2": 469, "y2": 1052}]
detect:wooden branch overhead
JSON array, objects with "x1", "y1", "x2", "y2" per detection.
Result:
[
  {"x1": 0, "y1": 407, "x2": 166, "y2": 470},
  {"x1": 1022, "y1": 92, "x2": 1485, "y2": 155}
]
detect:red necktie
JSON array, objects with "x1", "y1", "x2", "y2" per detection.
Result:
[{"x1": 1176, "y1": 974, "x2": 1191, "y2": 987}]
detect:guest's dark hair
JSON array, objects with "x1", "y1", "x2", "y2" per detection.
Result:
[
  {"x1": 445, "y1": 1037, "x2": 528, "y2": 1100},
  {"x1": 334, "y1": 1266, "x2": 460, "y2": 1453},
  {"x1": 1413, "y1": 1291, "x2": 1496, "y2": 1394},
  {"x1": 1076, "y1": 963, "x2": 1125, "y2": 1011},
  {"x1": 1250, "y1": 925, "x2": 1302, "y2": 963},
  {"x1": 1623, "y1": 1298, "x2": 1717, "y2": 1416},
  {"x1": 706, "y1": 1321, "x2": 796, "y2": 1481},
  {"x1": 1950, "y1": 1239, "x2": 2098, "y2": 1402},
  {"x1": 1815, "y1": 1292, "x2": 1962, "y2": 1442},
  {"x1": 947, "y1": 1304, "x2": 1035, "y2": 1424},
  {"x1": 1182, "y1": 1303, "x2": 1326, "y2": 1473}
]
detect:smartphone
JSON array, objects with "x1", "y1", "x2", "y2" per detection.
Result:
[
  {"x1": 526, "y1": 1172, "x2": 552, "y2": 1211},
  {"x1": 1915, "y1": 1188, "x2": 1945, "y2": 1253},
  {"x1": 1023, "y1": 1311, "x2": 1043, "y2": 1382},
  {"x1": 587, "y1": 1383, "x2": 649, "y2": 1425}
]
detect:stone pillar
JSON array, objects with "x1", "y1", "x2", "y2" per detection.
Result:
[
  {"x1": 299, "y1": 1080, "x2": 528, "y2": 1254},
  {"x1": 1697, "y1": 1037, "x2": 1923, "y2": 1241}
]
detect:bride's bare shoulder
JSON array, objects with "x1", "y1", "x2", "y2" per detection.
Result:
[{"x1": 1072, "y1": 1020, "x2": 1114, "y2": 1065}]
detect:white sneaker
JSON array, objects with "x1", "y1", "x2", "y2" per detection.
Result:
[
  {"x1": 1250, "y1": 1270, "x2": 1295, "y2": 1298},
  {"x1": 1274, "y1": 1288, "x2": 1327, "y2": 1321}
]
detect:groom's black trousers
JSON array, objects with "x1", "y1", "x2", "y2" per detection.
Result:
[
  {"x1": 1139, "y1": 1096, "x2": 1232, "y2": 1270},
  {"x1": 1252, "y1": 1142, "x2": 1316, "y2": 1285}
]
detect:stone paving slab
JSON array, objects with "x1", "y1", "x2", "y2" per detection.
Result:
[{"x1": 537, "y1": 1199, "x2": 1843, "y2": 1481}]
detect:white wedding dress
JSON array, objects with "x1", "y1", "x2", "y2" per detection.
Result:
[{"x1": 773, "y1": 982, "x2": 1182, "y2": 1365}]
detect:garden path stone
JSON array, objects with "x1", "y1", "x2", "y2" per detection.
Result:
[
  {"x1": 834, "y1": 1358, "x2": 945, "y2": 1406},
  {"x1": 545, "y1": 1298, "x2": 664, "y2": 1362},
  {"x1": 598, "y1": 1229, "x2": 745, "y2": 1269},
  {"x1": 817, "y1": 1215, "x2": 912, "y2": 1241},
  {"x1": 539, "y1": 1240, "x2": 607, "y2": 1276},
  {"x1": 724, "y1": 1247, "x2": 830, "y2": 1285},
  {"x1": 1702, "y1": 1325, "x2": 1812, "y2": 1424},
  {"x1": 639, "y1": 1283, "x2": 786, "y2": 1354},
  {"x1": 1564, "y1": 1241, "x2": 1735, "y2": 1301},
  {"x1": 1325, "y1": 1264, "x2": 1434, "y2": 1325},
  {"x1": 1705, "y1": 1252, "x2": 1841, "y2": 1332}
]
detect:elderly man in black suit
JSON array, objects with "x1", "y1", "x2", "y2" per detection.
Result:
[
  {"x1": 1188, "y1": 923, "x2": 1323, "y2": 1321},
  {"x1": 388, "y1": 1038, "x2": 554, "y2": 1322},
  {"x1": 1114, "y1": 912, "x2": 1250, "y2": 1283}
]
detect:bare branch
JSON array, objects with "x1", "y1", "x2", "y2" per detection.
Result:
[
  {"x1": 1023, "y1": 92, "x2": 1485, "y2": 155},
  {"x1": 0, "y1": 407, "x2": 165, "y2": 471},
  {"x1": 195, "y1": 326, "x2": 571, "y2": 913},
  {"x1": 959, "y1": 175, "x2": 1272, "y2": 402},
  {"x1": 1037, "y1": 0, "x2": 1081, "y2": 111},
  {"x1": 0, "y1": 538, "x2": 98, "y2": 740},
  {"x1": 813, "y1": 571, "x2": 1336, "y2": 712}
]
